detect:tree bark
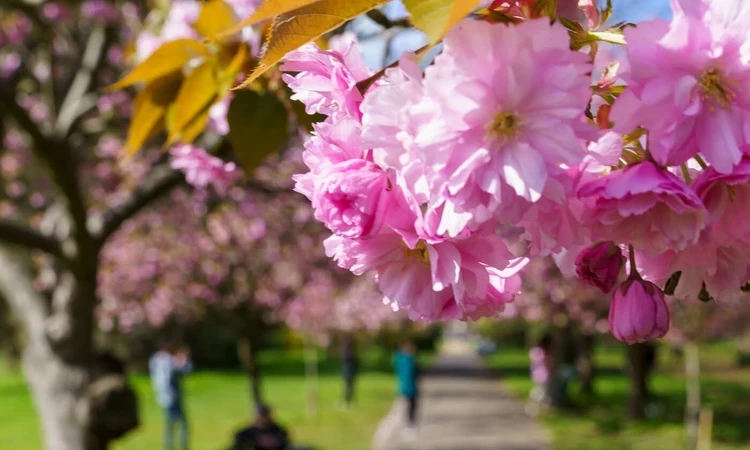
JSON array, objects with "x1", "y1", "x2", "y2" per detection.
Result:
[
  {"x1": 238, "y1": 332, "x2": 264, "y2": 408},
  {"x1": 0, "y1": 247, "x2": 91, "y2": 450},
  {"x1": 626, "y1": 342, "x2": 655, "y2": 420},
  {"x1": 577, "y1": 334, "x2": 596, "y2": 396}
]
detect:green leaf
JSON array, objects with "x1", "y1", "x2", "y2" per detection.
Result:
[
  {"x1": 402, "y1": 0, "x2": 481, "y2": 45},
  {"x1": 227, "y1": 90, "x2": 289, "y2": 173},
  {"x1": 236, "y1": 0, "x2": 389, "y2": 88}
]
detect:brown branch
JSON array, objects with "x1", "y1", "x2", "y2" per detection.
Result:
[
  {"x1": 0, "y1": 220, "x2": 63, "y2": 258},
  {"x1": 366, "y1": 10, "x2": 410, "y2": 29},
  {"x1": 92, "y1": 165, "x2": 185, "y2": 246}
]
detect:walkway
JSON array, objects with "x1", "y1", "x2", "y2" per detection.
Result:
[{"x1": 372, "y1": 340, "x2": 551, "y2": 450}]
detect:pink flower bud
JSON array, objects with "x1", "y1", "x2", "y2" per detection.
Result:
[
  {"x1": 608, "y1": 279, "x2": 670, "y2": 344},
  {"x1": 575, "y1": 241, "x2": 624, "y2": 293}
]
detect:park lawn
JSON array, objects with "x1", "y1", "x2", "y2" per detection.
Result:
[
  {"x1": 484, "y1": 342, "x2": 750, "y2": 450},
  {"x1": 0, "y1": 348, "x2": 420, "y2": 450}
]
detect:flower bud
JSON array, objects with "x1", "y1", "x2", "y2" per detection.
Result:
[
  {"x1": 575, "y1": 241, "x2": 624, "y2": 293},
  {"x1": 608, "y1": 279, "x2": 670, "y2": 344}
]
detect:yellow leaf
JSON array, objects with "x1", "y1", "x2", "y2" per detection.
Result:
[
  {"x1": 180, "y1": 105, "x2": 212, "y2": 144},
  {"x1": 108, "y1": 39, "x2": 208, "y2": 91},
  {"x1": 219, "y1": 43, "x2": 249, "y2": 87},
  {"x1": 169, "y1": 62, "x2": 219, "y2": 142},
  {"x1": 222, "y1": 0, "x2": 324, "y2": 36},
  {"x1": 125, "y1": 73, "x2": 183, "y2": 155},
  {"x1": 236, "y1": 0, "x2": 389, "y2": 89},
  {"x1": 194, "y1": 0, "x2": 237, "y2": 40},
  {"x1": 402, "y1": 0, "x2": 481, "y2": 45},
  {"x1": 127, "y1": 77, "x2": 182, "y2": 155}
]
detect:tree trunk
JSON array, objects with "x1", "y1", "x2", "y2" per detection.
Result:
[
  {"x1": 24, "y1": 340, "x2": 91, "y2": 450},
  {"x1": 626, "y1": 342, "x2": 655, "y2": 420},
  {"x1": 577, "y1": 334, "x2": 596, "y2": 396},
  {"x1": 548, "y1": 322, "x2": 576, "y2": 407},
  {"x1": 238, "y1": 333, "x2": 263, "y2": 408},
  {"x1": 685, "y1": 342, "x2": 701, "y2": 450},
  {"x1": 0, "y1": 246, "x2": 140, "y2": 450}
]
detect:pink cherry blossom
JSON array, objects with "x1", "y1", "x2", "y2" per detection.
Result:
[
  {"x1": 692, "y1": 156, "x2": 750, "y2": 246},
  {"x1": 518, "y1": 167, "x2": 588, "y2": 255},
  {"x1": 311, "y1": 159, "x2": 393, "y2": 239},
  {"x1": 611, "y1": 0, "x2": 750, "y2": 173},
  {"x1": 293, "y1": 118, "x2": 364, "y2": 199},
  {"x1": 403, "y1": 19, "x2": 592, "y2": 236},
  {"x1": 281, "y1": 34, "x2": 372, "y2": 121},
  {"x1": 324, "y1": 225, "x2": 524, "y2": 321},
  {"x1": 169, "y1": 144, "x2": 240, "y2": 193},
  {"x1": 637, "y1": 239, "x2": 750, "y2": 302},
  {"x1": 578, "y1": 161, "x2": 708, "y2": 255}
]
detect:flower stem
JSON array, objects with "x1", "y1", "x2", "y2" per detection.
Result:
[
  {"x1": 681, "y1": 164, "x2": 692, "y2": 184},
  {"x1": 694, "y1": 155, "x2": 709, "y2": 169},
  {"x1": 628, "y1": 244, "x2": 640, "y2": 279}
]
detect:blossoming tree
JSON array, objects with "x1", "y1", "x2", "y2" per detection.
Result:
[
  {"x1": 4, "y1": 0, "x2": 750, "y2": 448},
  {"x1": 0, "y1": 0, "x2": 308, "y2": 448}
]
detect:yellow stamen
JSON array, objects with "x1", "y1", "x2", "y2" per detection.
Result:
[
  {"x1": 728, "y1": 185, "x2": 737, "y2": 203},
  {"x1": 487, "y1": 112, "x2": 522, "y2": 143},
  {"x1": 698, "y1": 68, "x2": 736, "y2": 109},
  {"x1": 404, "y1": 240, "x2": 430, "y2": 265}
]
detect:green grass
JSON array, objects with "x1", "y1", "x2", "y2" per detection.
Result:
[
  {"x1": 484, "y1": 342, "x2": 750, "y2": 450},
  {"x1": 0, "y1": 348, "x2": 428, "y2": 450}
]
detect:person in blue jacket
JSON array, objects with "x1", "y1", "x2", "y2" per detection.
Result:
[
  {"x1": 393, "y1": 340, "x2": 419, "y2": 431},
  {"x1": 149, "y1": 342, "x2": 193, "y2": 450}
]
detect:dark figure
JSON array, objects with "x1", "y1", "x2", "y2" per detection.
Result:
[
  {"x1": 78, "y1": 353, "x2": 140, "y2": 450},
  {"x1": 341, "y1": 338, "x2": 358, "y2": 408},
  {"x1": 149, "y1": 342, "x2": 193, "y2": 450},
  {"x1": 393, "y1": 341, "x2": 419, "y2": 432},
  {"x1": 230, "y1": 404, "x2": 290, "y2": 450}
]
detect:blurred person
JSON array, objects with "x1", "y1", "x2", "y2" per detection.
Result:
[
  {"x1": 340, "y1": 337, "x2": 358, "y2": 409},
  {"x1": 149, "y1": 342, "x2": 193, "y2": 450},
  {"x1": 526, "y1": 333, "x2": 553, "y2": 416},
  {"x1": 393, "y1": 340, "x2": 419, "y2": 436},
  {"x1": 229, "y1": 404, "x2": 290, "y2": 450}
]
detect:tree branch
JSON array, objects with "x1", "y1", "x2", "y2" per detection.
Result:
[
  {"x1": 55, "y1": 23, "x2": 108, "y2": 138},
  {"x1": 0, "y1": 84, "x2": 49, "y2": 147},
  {"x1": 366, "y1": 10, "x2": 410, "y2": 29},
  {"x1": 91, "y1": 165, "x2": 186, "y2": 246},
  {"x1": 0, "y1": 220, "x2": 64, "y2": 258}
]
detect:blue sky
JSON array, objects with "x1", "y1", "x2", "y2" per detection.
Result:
[{"x1": 352, "y1": 0, "x2": 673, "y2": 70}]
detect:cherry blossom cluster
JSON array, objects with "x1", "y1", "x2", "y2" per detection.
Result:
[{"x1": 283, "y1": 0, "x2": 750, "y2": 343}]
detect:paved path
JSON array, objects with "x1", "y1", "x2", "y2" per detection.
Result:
[{"x1": 372, "y1": 340, "x2": 551, "y2": 450}]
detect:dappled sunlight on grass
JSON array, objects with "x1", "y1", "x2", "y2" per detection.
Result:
[
  {"x1": 0, "y1": 349, "x2": 421, "y2": 450},
  {"x1": 484, "y1": 342, "x2": 750, "y2": 450}
]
